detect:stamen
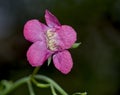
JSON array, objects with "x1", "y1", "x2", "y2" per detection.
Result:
[
  {"x1": 46, "y1": 29, "x2": 58, "y2": 51},
  {"x1": 46, "y1": 29, "x2": 55, "y2": 39}
]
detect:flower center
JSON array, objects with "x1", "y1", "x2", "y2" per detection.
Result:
[{"x1": 46, "y1": 29, "x2": 58, "y2": 51}]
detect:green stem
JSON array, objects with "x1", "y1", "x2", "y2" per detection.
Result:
[
  {"x1": 35, "y1": 75, "x2": 68, "y2": 95},
  {"x1": 27, "y1": 81, "x2": 35, "y2": 95},
  {"x1": 2, "y1": 75, "x2": 68, "y2": 95},
  {"x1": 31, "y1": 67, "x2": 40, "y2": 78},
  {"x1": 32, "y1": 78, "x2": 50, "y2": 88},
  {"x1": 31, "y1": 67, "x2": 50, "y2": 88},
  {"x1": 50, "y1": 84, "x2": 57, "y2": 95},
  {"x1": 72, "y1": 92, "x2": 87, "y2": 95},
  {"x1": 2, "y1": 77, "x2": 29, "y2": 95}
]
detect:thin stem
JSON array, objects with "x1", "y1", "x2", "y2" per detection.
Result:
[
  {"x1": 32, "y1": 78, "x2": 50, "y2": 88},
  {"x1": 2, "y1": 77, "x2": 29, "y2": 95},
  {"x1": 72, "y1": 92, "x2": 87, "y2": 95},
  {"x1": 50, "y1": 84, "x2": 57, "y2": 95},
  {"x1": 35, "y1": 75, "x2": 68, "y2": 95},
  {"x1": 31, "y1": 67, "x2": 40, "y2": 78},
  {"x1": 27, "y1": 81, "x2": 35, "y2": 95},
  {"x1": 31, "y1": 67, "x2": 50, "y2": 88},
  {"x1": 2, "y1": 75, "x2": 68, "y2": 95}
]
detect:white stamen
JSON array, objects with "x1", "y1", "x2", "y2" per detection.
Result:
[{"x1": 46, "y1": 29, "x2": 58, "y2": 51}]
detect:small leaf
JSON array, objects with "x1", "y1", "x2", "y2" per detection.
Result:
[
  {"x1": 71, "y1": 42, "x2": 82, "y2": 48},
  {"x1": 48, "y1": 56, "x2": 52, "y2": 66}
]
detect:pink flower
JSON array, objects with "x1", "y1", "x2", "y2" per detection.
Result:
[{"x1": 24, "y1": 10, "x2": 76, "y2": 74}]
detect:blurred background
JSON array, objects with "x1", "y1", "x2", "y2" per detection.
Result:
[{"x1": 0, "y1": 0, "x2": 120, "y2": 95}]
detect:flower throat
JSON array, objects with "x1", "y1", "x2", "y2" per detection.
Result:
[{"x1": 46, "y1": 29, "x2": 58, "y2": 51}]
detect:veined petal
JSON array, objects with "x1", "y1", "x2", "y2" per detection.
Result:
[
  {"x1": 27, "y1": 41, "x2": 52, "y2": 66},
  {"x1": 45, "y1": 10, "x2": 61, "y2": 28},
  {"x1": 24, "y1": 19, "x2": 48, "y2": 42},
  {"x1": 56, "y1": 25, "x2": 77, "y2": 49},
  {"x1": 53, "y1": 50, "x2": 73, "y2": 74}
]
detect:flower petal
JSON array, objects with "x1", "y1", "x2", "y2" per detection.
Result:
[
  {"x1": 53, "y1": 50, "x2": 73, "y2": 74},
  {"x1": 45, "y1": 10, "x2": 61, "y2": 28},
  {"x1": 27, "y1": 41, "x2": 52, "y2": 66},
  {"x1": 24, "y1": 19, "x2": 48, "y2": 42},
  {"x1": 56, "y1": 25, "x2": 77, "y2": 49}
]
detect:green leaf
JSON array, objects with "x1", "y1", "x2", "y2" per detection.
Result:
[
  {"x1": 48, "y1": 56, "x2": 52, "y2": 66},
  {"x1": 71, "y1": 42, "x2": 82, "y2": 48}
]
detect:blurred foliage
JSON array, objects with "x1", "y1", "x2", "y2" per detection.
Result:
[{"x1": 0, "y1": 0, "x2": 120, "y2": 95}]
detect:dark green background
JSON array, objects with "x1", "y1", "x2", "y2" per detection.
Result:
[{"x1": 0, "y1": 0, "x2": 120, "y2": 95}]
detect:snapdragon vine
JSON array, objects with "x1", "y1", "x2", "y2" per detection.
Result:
[{"x1": 0, "y1": 10, "x2": 86, "y2": 95}]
